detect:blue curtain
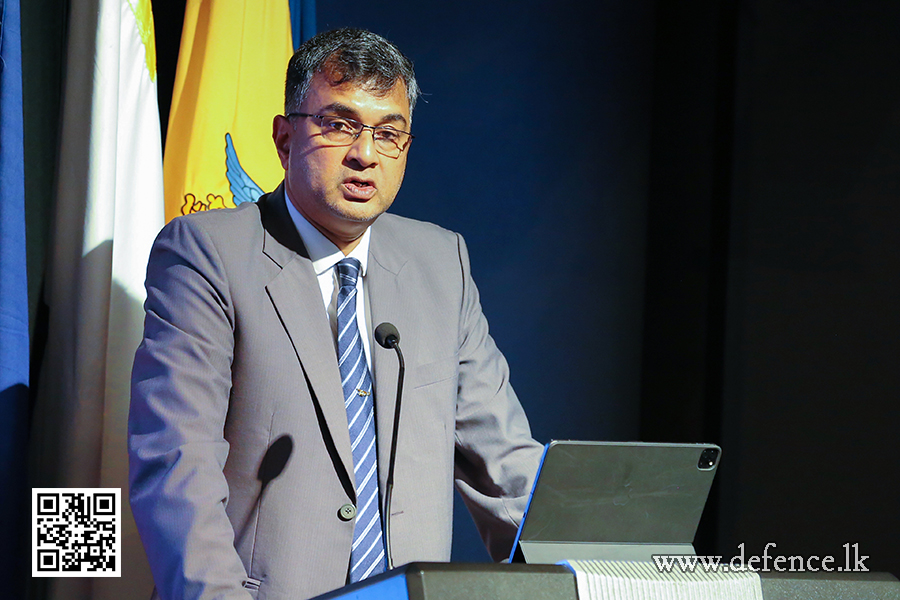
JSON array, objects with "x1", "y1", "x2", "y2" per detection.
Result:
[
  {"x1": 0, "y1": 0, "x2": 29, "y2": 587},
  {"x1": 289, "y1": 0, "x2": 316, "y2": 50}
]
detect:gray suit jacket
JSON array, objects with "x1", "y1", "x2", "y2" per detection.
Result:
[{"x1": 129, "y1": 186, "x2": 542, "y2": 600}]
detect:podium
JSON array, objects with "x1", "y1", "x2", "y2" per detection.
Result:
[
  {"x1": 312, "y1": 443, "x2": 900, "y2": 599},
  {"x1": 311, "y1": 562, "x2": 900, "y2": 600}
]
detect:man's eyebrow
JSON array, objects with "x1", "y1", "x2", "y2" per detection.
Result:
[
  {"x1": 318, "y1": 102, "x2": 409, "y2": 128},
  {"x1": 378, "y1": 113, "x2": 409, "y2": 128},
  {"x1": 318, "y1": 102, "x2": 358, "y2": 117}
]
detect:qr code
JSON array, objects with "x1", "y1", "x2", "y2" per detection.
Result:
[{"x1": 32, "y1": 488, "x2": 121, "y2": 577}]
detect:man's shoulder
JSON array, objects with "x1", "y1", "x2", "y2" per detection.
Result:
[
  {"x1": 374, "y1": 212, "x2": 460, "y2": 245},
  {"x1": 151, "y1": 202, "x2": 269, "y2": 271},
  {"x1": 168, "y1": 200, "x2": 263, "y2": 233},
  {"x1": 370, "y1": 212, "x2": 468, "y2": 275},
  {"x1": 161, "y1": 199, "x2": 267, "y2": 246}
]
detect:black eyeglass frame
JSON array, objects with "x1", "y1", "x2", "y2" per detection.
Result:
[{"x1": 285, "y1": 112, "x2": 415, "y2": 156}]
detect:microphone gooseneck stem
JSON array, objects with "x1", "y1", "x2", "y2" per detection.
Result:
[{"x1": 383, "y1": 338, "x2": 404, "y2": 571}]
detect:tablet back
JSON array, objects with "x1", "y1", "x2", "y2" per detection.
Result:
[{"x1": 510, "y1": 440, "x2": 721, "y2": 564}]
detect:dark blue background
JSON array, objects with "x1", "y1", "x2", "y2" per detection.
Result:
[{"x1": 316, "y1": 1, "x2": 656, "y2": 560}]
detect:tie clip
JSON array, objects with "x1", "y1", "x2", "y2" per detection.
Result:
[{"x1": 356, "y1": 389, "x2": 371, "y2": 396}]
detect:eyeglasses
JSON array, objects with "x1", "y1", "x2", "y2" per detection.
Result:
[{"x1": 286, "y1": 112, "x2": 414, "y2": 158}]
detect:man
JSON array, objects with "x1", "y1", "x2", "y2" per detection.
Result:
[{"x1": 129, "y1": 28, "x2": 543, "y2": 600}]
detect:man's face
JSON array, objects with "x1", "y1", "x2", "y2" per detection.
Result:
[{"x1": 273, "y1": 72, "x2": 411, "y2": 252}]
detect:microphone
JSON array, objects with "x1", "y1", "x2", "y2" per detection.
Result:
[
  {"x1": 374, "y1": 322, "x2": 404, "y2": 571},
  {"x1": 374, "y1": 322, "x2": 400, "y2": 349}
]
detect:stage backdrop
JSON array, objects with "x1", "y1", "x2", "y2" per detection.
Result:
[{"x1": 313, "y1": 0, "x2": 656, "y2": 561}]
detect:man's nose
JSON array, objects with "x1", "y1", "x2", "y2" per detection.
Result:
[{"x1": 345, "y1": 129, "x2": 379, "y2": 168}]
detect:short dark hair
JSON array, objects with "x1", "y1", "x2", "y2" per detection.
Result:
[{"x1": 285, "y1": 28, "x2": 420, "y2": 117}]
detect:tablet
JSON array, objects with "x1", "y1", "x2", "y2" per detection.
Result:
[{"x1": 509, "y1": 441, "x2": 721, "y2": 564}]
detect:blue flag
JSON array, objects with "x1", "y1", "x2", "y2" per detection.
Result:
[{"x1": 0, "y1": 0, "x2": 29, "y2": 582}]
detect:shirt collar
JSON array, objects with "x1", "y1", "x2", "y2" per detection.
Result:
[{"x1": 284, "y1": 188, "x2": 371, "y2": 277}]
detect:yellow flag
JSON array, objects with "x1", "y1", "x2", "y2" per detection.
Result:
[{"x1": 164, "y1": 0, "x2": 292, "y2": 222}]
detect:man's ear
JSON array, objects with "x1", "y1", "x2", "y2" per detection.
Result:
[{"x1": 272, "y1": 115, "x2": 292, "y2": 170}]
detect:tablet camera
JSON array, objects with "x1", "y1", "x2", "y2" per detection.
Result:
[{"x1": 698, "y1": 447, "x2": 720, "y2": 470}]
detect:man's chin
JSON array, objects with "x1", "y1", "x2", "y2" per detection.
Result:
[{"x1": 330, "y1": 198, "x2": 392, "y2": 224}]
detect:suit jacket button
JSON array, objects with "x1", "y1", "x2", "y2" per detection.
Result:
[{"x1": 339, "y1": 504, "x2": 357, "y2": 521}]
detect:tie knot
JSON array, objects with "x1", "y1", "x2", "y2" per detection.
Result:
[{"x1": 336, "y1": 258, "x2": 362, "y2": 291}]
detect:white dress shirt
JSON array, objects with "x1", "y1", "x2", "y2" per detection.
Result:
[{"x1": 284, "y1": 192, "x2": 373, "y2": 368}]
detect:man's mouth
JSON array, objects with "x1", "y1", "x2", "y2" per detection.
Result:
[{"x1": 342, "y1": 178, "x2": 377, "y2": 201}]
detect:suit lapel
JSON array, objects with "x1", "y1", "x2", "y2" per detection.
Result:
[
  {"x1": 259, "y1": 187, "x2": 355, "y2": 493},
  {"x1": 367, "y1": 217, "x2": 415, "y2": 503}
]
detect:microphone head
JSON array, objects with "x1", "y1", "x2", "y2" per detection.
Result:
[{"x1": 374, "y1": 322, "x2": 400, "y2": 348}]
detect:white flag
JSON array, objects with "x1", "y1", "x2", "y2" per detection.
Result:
[{"x1": 31, "y1": 0, "x2": 164, "y2": 598}]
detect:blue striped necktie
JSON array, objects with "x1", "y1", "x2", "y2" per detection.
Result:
[{"x1": 335, "y1": 258, "x2": 386, "y2": 582}]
